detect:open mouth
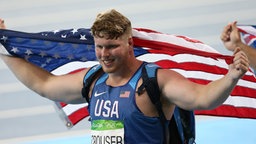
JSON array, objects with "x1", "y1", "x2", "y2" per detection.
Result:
[{"x1": 102, "y1": 59, "x2": 114, "y2": 66}]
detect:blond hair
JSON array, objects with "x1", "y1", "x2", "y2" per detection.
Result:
[{"x1": 91, "y1": 9, "x2": 132, "y2": 39}]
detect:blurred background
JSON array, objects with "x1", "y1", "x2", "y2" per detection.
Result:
[{"x1": 0, "y1": 0, "x2": 255, "y2": 144}]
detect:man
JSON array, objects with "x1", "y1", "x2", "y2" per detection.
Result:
[
  {"x1": 221, "y1": 21, "x2": 256, "y2": 71},
  {"x1": 0, "y1": 9, "x2": 249, "y2": 143}
]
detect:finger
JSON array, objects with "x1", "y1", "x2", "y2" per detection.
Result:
[
  {"x1": 231, "y1": 21, "x2": 238, "y2": 32},
  {"x1": 224, "y1": 23, "x2": 232, "y2": 32},
  {"x1": 220, "y1": 32, "x2": 230, "y2": 41},
  {"x1": 221, "y1": 23, "x2": 232, "y2": 41},
  {"x1": 233, "y1": 49, "x2": 249, "y2": 71},
  {"x1": 233, "y1": 48, "x2": 248, "y2": 63},
  {"x1": 231, "y1": 21, "x2": 242, "y2": 40},
  {"x1": 0, "y1": 19, "x2": 6, "y2": 29},
  {"x1": 235, "y1": 59, "x2": 249, "y2": 72},
  {"x1": 233, "y1": 47, "x2": 241, "y2": 55}
]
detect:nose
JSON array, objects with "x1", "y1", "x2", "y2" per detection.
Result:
[{"x1": 101, "y1": 47, "x2": 110, "y2": 57}]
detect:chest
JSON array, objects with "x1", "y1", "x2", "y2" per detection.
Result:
[
  {"x1": 89, "y1": 78, "x2": 158, "y2": 120},
  {"x1": 89, "y1": 79, "x2": 135, "y2": 120}
]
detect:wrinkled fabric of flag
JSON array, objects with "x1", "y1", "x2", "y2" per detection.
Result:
[{"x1": 0, "y1": 27, "x2": 256, "y2": 128}]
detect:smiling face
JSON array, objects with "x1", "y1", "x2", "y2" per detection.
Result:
[
  {"x1": 94, "y1": 34, "x2": 133, "y2": 74},
  {"x1": 91, "y1": 9, "x2": 134, "y2": 74}
]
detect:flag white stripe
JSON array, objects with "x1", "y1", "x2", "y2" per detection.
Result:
[
  {"x1": 0, "y1": 44, "x2": 11, "y2": 55},
  {"x1": 62, "y1": 103, "x2": 88, "y2": 116},
  {"x1": 240, "y1": 33, "x2": 256, "y2": 46},
  {"x1": 238, "y1": 25, "x2": 256, "y2": 36},
  {"x1": 248, "y1": 37, "x2": 256, "y2": 46},
  {"x1": 51, "y1": 61, "x2": 99, "y2": 75},
  {"x1": 132, "y1": 29, "x2": 219, "y2": 53},
  {"x1": 172, "y1": 69, "x2": 223, "y2": 80},
  {"x1": 173, "y1": 69, "x2": 255, "y2": 89},
  {"x1": 137, "y1": 53, "x2": 228, "y2": 69},
  {"x1": 138, "y1": 53, "x2": 255, "y2": 77},
  {"x1": 224, "y1": 96, "x2": 256, "y2": 109}
]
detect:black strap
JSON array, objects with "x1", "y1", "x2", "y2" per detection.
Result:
[
  {"x1": 169, "y1": 116, "x2": 182, "y2": 144},
  {"x1": 81, "y1": 65, "x2": 103, "y2": 102},
  {"x1": 178, "y1": 108, "x2": 195, "y2": 144},
  {"x1": 138, "y1": 65, "x2": 168, "y2": 144}
]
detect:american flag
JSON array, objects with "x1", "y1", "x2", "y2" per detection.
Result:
[
  {"x1": 0, "y1": 27, "x2": 255, "y2": 128},
  {"x1": 120, "y1": 91, "x2": 130, "y2": 98},
  {"x1": 238, "y1": 25, "x2": 256, "y2": 48}
]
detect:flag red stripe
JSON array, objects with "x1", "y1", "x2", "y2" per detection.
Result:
[
  {"x1": 156, "y1": 60, "x2": 228, "y2": 75},
  {"x1": 60, "y1": 102, "x2": 67, "y2": 107},
  {"x1": 244, "y1": 35, "x2": 256, "y2": 44},
  {"x1": 195, "y1": 105, "x2": 256, "y2": 119},
  {"x1": 69, "y1": 68, "x2": 86, "y2": 74},
  {"x1": 134, "y1": 28, "x2": 162, "y2": 34},
  {"x1": 237, "y1": 28, "x2": 248, "y2": 35},
  {"x1": 67, "y1": 107, "x2": 89, "y2": 125},
  {"x1": 189, "y1": 78, "x2": 256, "y2": 98}
]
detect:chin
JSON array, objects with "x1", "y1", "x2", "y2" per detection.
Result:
[
  {"x1": 100, "y1": 62, "x2": 117, "y2": 73},
  {"x1": 102, "y1": 66, "x2": 114, "y2": 73}
]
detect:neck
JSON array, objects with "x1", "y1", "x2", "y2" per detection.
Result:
[{"x1": 107, "y1": 60, "x2": 143, "y2": 86}]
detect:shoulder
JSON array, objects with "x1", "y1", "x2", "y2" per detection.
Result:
[
  {"x1": 157, "y1": 68, "x2": 183, "y2": 78},
  {"x1": 83, "y1": 64, "x2": 102, "y2": 80},
  {"x1": 157, "y1": 68, "x2": 187, "y2": 87},
  {"x1": 142, "y1": 63, "x2": 185, "y2": 83}
]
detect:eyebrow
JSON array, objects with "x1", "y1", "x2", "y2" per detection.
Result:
[{"x1": 96, "y1": 44, "x2": 120, "y2": 48}]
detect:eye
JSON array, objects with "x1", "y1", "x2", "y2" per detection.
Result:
[
  {"x1": 106, "y1": 44, "x2": 118, "y2": 49},
  {"x1": 96, "y1": 44, "x2": 119, "y2": 49},
  {"x1": 96, "y1": 45, "x2": 103, "y2": 49}
]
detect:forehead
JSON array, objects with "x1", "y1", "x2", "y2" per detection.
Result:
[
  {"x1": 94, "y1": 34, "x2": 127, "y2": 44},
  {"x1": 94, "y1": 37, "x2": 123, "y2": 46}
]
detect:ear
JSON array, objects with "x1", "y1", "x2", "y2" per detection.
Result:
[
  {"x1": 128, "y1": 37, "x2": 133, "y2": 47},
  {"x1": 128, "y1": 37, "x2": 134, "y2": 55}
]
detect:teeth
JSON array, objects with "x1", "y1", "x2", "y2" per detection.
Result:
[
  {"x1": 103, "y1": 60, "x2": 112, "y2": 65},
  {"x1": 104, "y1": 61, "x2": 110, "y2": 64}
]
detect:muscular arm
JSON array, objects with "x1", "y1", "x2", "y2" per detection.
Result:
[
  {"x1": 159, "y1": 70, "x2": 237, "y2": 110},
  {"x1": 159, "y1": 48, "x2": 249, "y2": 110},
  {"x1": 1, "y1": 54, "x2": 88, "y2": 104}
]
